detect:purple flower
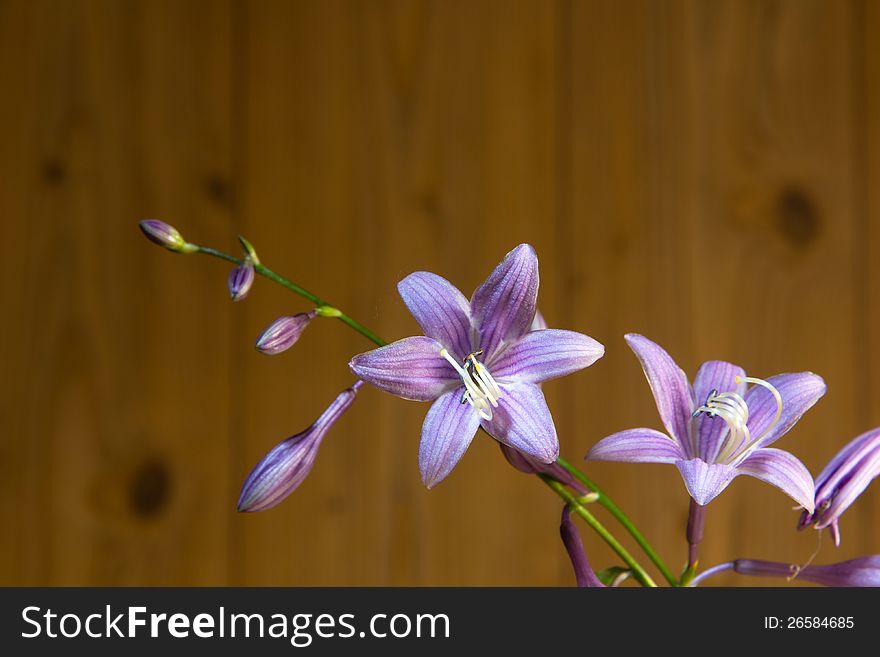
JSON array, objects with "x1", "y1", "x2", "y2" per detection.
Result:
[
  {"x1": 798, "y1": 428, "x2": 880, "y2": 546},
  {"x1": 139, "y1": 219, "x2": 197, "y2": 253},
  {"x1": 255, "y1": 312, "x2": 317, "y2": 355},
  {"x1": 349, "y1": 244, "x2": 604, "y2": 488},
  {"x1": 237, "y1": 383, "x2": 361, "y2": 512},
  {"x1": 733, "y1": 557, "x2": 880, "y2": 587},
  {"x1": 228, "y1": 260, "x2": 255, "y2": 301},
  {"x1": 587, "y1": 334, "x2": 825, "y2": 510}
]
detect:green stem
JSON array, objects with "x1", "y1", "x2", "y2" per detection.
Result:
[
  {"x1": 193, "y1": 240, "x2": 669, "y2": 587},
  {"x1": 195, "y1": 245, "x2": 386, "y2": 347},
  {"x1": 556, "y1": 456, "x2": 678, "y2": 586},
  {"x1": 541, "y1": 475, "x2": 656, "y2": 587}
]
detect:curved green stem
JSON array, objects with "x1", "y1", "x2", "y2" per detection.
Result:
[
  {"x1": 192, "y1": 239, "x2": 669, "y2": 587},
  {"x1": 556, "y1": 456, "x2": 678, "y2": 586},
  {"x1": 195, "y1": 245, "x2": 386, "y2": 347},
  {"x1": 541, "y1": 475, "x2": 656, "y2": 587}
]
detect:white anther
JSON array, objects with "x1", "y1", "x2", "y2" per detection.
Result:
[
  {"x1": 440, "y1": 348, "x2": 503, "y2": 421},
  {"x1": 692, "y1": 375, "x2": 783, "y2": 465}
]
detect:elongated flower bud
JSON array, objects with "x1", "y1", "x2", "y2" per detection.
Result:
[
  {"x1": 237, "y1": 382, "x2": 362, "y2": 512},
  {"x1": 734, "y1": 557, "x2": 880, "y2": 587},
  {"x1": 228, "y1": 260, "x2": 255, "y2": 301},
  {"x1": 798, "y1": 428, "x2": 880, "y2": 546},
  {"x1": 499, "y1": 443, "x2": 587, "y2": 495},
  {"x1": 560, "y1": 506, "x2": 605, "y2": 587},
  {"x1": 139, "y1": 219, "x2": 197, "y2": 253},
  {"x1": 255, "y1": 311, "x2": 316, "y2": 355}
]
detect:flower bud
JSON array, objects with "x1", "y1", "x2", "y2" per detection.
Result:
[
  {"x1": 139, "y1": 219, "x2": 197, "y2": 253},
  {"x1": 560, "y1": 506, "x2": 605, "y2": 587},
  {"x1": 228, "y1": 260, "x2": 255, "y2": 302},
  {"x1": 499, "y1": 443, "x2": 587, "y2": 494},
  {"x1": 255, "y1": 312, "x2": 316, "y2": 355},
  {"x1": 237, "y1": 383, "x2": 361, "y2": 512},
  {"x1": 798, "y1": 428, "x2": 880, "y2": 546},
  {"x1": 734, "y1": 557, "x2": 880, "y2": 587}
]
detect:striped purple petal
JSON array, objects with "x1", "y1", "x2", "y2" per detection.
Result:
[
  {"x1": 480, "y1": 382, "x2": 558, "y2": 463},
  {"x1": 489, "y1": 329, "x2": 604, "y2": 384},
  {"x1": 736, "y1": 448, "x2": 816, "y2": 513},
  {"x1": 811, "y1": 429, "x2": 880, "y2": 531},
  {"x1": 744, "y1": 372, "x2": 826, "y2": 448},
  {"x1": 624, "y1": 334, "x2": 695, "y2": 449},
  {"x1": 675, "y1": 458, "x2": 738, "y2": 506},
  {"x1": 349, "y1": 336, "x2": 458, "y2": 401},
  {"x1": 471, "y1": 244, "x2": 539, "y2": 359},
  {"x1": 419, "y1": 388, "x2": 481, "y2": 488},
  {"x1": 692, "y1": 360, "x2": 746, "y2": 462},
  {"x1": 398, "y1": 271, "x2": 475, "y2": 361},
  {"x1": 587, "y1": 428, "x2": 685, "y2": 464}
]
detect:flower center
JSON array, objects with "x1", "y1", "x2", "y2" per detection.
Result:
[
  {"x1": 691, "y1": 375, "x2": 783, "y2": 464},
  {"x1": 440, "y1": 348, "x2": 503, "y2": 421}
]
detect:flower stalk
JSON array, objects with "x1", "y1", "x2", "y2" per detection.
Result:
[{"x1": 540, "y1": 474, "x2": 657, "y2": 588}]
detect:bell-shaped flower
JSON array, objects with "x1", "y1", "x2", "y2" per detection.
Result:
[
  {"x1": 237, "y1": 383, "x2": 359, "y2": 512},
  {"x1": 798, "y1": 427, "x2": 880, "y2": 545},
  {"x1": 587, "y1": 334, "x2": 824, "y2": 510},
  {"x1": 349, "y1": 244, "x2": 604, "y2": 488}
]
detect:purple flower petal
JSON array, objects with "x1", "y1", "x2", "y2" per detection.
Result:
[
  {"x1": 815, "y1": 435, "x2": 880, "y2": 529},
  {"x1": 744, "y1": 372, "x2": 826, "y2": 448},
  {"x1": 490, "y1": 329, "x2": 604, "y2": 384},
  {"x1": 736, "y1": 448, "x2": 815, "y2": 513},
  {"x1": 349, "y1": 336, "x2": 458, "y2": 401},
  {"x1": 587, "y1": 428, "x2": 685, "y2": 464},
  {"x1": 813, "y1": 429, "x2": 880, "y2": 521},
  {"x1": 471, "y1": 244, "x2": 539, "y2": 359},
  {"x1": 480, "y1": 382, "x2": 558, "y2": 463},
  {"x1": 692, "y1": 360, "x2": 746, "y2": 463},
  {"x1": 675, "y1": 458, "x2": 738, "y2": 506},
  {"x1": 398, "y1": 271, "x2": 475, "y2": 360},
  {"x1": 419, "y1": 388, "x2": 481, "y2": 488},
  {"x1": 624, "y1": 334, "x2": 695, "y2": 450}
]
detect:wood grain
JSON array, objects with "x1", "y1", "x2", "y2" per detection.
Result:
[{"x1": 0, "y1": 0, "x2": 876, "y2": 586}]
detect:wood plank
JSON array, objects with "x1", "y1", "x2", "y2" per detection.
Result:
[
  {"x1": 570, "y1": 0, "x2": 865, "y2": 585},
  {"x1": 238, "y1": 0, "x2": 565, "y2": 585},
  {"x1": 0, "y1": 0, "x2": 234, "y2": 584}
]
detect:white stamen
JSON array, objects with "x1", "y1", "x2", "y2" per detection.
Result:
[
  {"x1": 692, "y1": 375, "x2": 783, "y2": 465},
  {"x1": 440, "y1": 348, "x2": 503, "y2": 421}
]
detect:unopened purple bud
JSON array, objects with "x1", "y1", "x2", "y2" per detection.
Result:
[
  {"x1": 139, "y1": 219, "x2": 197, "y2": 253},
  {"x1": 560, "y1": 506, "x2": 605, "y2": 587},
  {"x1": 237, "y1": 383, "x2": 361, "y2": 512},
  {"x1": 499, "y1": 443, "x2": 587, "y2": 495},
  {"x1": 228, "y1": 260, "x2": 255, "y2": 301},
  {"x1": 734, "y1": 557, "x2": 880, "y2": 587},
  {"x1": 798, "y1": 428, "x2": 880, "y2": 546},
  {"x1": 255, "y1": 312, "x2": 317, "y2": 355}
]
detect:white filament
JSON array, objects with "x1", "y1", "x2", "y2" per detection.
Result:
[
  {"x1": 440, "y1": 348, "x2": 503, "y2": 421},
  {"x1": 692, "y1": 375, "x2": 783, "y2": 465}
]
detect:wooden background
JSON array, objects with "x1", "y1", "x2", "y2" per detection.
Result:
[{"x1": 0, "y1": 0, "x2": 877, "y2": 586}]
